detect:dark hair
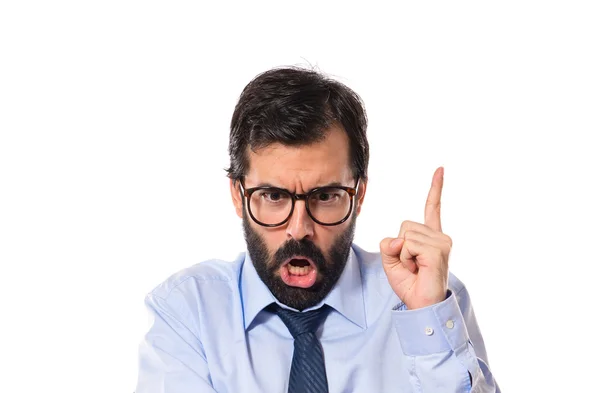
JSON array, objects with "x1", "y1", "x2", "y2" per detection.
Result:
[{"x1": 226, "y1": 66, "x2": 369, "y2": 183}]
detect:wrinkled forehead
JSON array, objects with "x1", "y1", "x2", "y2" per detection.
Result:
[{"x1": 244, "y1": 127, "x2": 354, "y2": 190}]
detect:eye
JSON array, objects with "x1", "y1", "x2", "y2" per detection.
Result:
[
  {"x1": 265, "y1": 192, "x2": 281, "y2": 201},
  {"x1": 318, "y1": 193, "x2": 333, "y2": 201},
  {"x1": 313, "y1": 190, "x2": 342, "y2": 202},
  {"x1": 257, "y1": 189, "x2": 289, "y2": 203}
]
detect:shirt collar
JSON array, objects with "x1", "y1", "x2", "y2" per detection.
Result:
[
  {"x1": 241, "y1": 245, "x2": 366, "y2": 330},
  {"x1": 241, "y1": 253, "x2": 278, "y2": 330},
  {"x1": 319, "y1": 246, "x2": 366, "y2": 329}
]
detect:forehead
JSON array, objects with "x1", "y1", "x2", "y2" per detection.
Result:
[{"x1": 244, "y1": 126, "x2": 354, "y2": 189}]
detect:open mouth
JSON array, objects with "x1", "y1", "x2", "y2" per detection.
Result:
[{"x1": 279, "y1": 256, "x2": 318, "y2": 288}]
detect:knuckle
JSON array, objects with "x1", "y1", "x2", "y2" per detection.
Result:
[
  {"x1": 400, "y1": 220, "x2": 416, "y2": 230},
  {"x1": 436, "y1": 248, "x2": 445, "y2": 259},
  {"x1": 444, "y1": 243, "x2": 452, "y2": 258},
  {"x1": 443, "y1": 234, "x2": 453, "y2": 247},
  {"x1": 379, "y1": 238, "x2": 388, "y2": 250},
  {"x1": 439, "y1": 245, "x2": 451, "y2": 260},
  {"x1": 379, "y1": 238, "x2": 390, "y2": 250},
  {"x1": 399, "y1": 221, "x2": 420, "y2": 237},
  {"x1": 399, "y1": 220, "x2": 408, "y2": 233}
]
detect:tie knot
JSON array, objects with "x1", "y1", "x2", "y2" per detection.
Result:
[{"x1": 269, "y1": 304, "x2": 330, "y2": 338}]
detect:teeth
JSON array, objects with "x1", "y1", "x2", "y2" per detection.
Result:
[{"x1": 288, "y1": 265, "x2": 310, "y2": 276}]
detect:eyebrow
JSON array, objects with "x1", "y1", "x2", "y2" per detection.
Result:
[{"x1": 252, "y1": 181, "x2": 346, "y2": 190}]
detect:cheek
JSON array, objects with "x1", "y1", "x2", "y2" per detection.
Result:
[
  {"x1": 259, "y1": 229, "x2": 288, "y2": 256},
  {"x1": 313, "y1": 227, "x2": 343, "y2": 252}
]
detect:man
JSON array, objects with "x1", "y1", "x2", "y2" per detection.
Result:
[{"x1": 135, "y1": 67, "x2": 500, "y2": 392}]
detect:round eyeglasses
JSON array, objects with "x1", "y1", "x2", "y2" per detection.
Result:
[{"x1": 240, "y1": 180, "x2": 359, "y2": 227}]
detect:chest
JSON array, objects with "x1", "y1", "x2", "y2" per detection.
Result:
[{"x1": 201, "y1": 311, "x2": 413, "y2": 393}]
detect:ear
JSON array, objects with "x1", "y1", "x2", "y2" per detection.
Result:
[
  {"x1": 355, "y1": 179, "x2": 367, "y2": 216},
  {"x1": 230, "y1": 179, "x2": 244, "y2": 219}
]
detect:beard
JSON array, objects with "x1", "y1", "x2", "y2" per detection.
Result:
[{"x1": 243, "y1": 210, "x2": 357, "y2": 311}]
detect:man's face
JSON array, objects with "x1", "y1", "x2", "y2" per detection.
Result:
[{"x1": 230, "y1": 125, "x2": 367, "y2": 310}]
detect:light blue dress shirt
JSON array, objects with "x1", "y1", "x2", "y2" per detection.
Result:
[{"x1": 136, "y1": 244, "x2": 500, "y2": 392}]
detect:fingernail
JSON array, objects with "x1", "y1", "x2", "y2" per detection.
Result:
[{"x1": 390, "y1": 238, "x2": 402, "y2": 248}]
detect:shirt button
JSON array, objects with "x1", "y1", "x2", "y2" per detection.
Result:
[
  {"x1": 425, "y1": 327, "x2": 434, "y2": 336},
  {"x1": 445, "y1": 320, "x2": 455, "y2": 329}
]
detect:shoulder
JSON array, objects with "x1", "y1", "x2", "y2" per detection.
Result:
[
  {"x1": 148, "y1": 252, "x2": 245, "y2": 301},
  {"x1": 352, "y1": 243, "x2": 387, "y2": 278}
]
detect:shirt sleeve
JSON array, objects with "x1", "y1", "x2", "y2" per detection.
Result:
[
  {"x1": 135, "y1": 292, "x2": 217, "y2": 393},
  {"x1": 392, "y1": 289, "x2": 500, "y2": 392}
]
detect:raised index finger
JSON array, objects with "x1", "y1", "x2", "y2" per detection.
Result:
[{"x1": 424, "y1": 166, "x2": 444, "y2": 232}]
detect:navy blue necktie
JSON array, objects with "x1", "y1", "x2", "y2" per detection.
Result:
[{"x1": 269, "y1": 304, "x2": 330, "y2": 393}]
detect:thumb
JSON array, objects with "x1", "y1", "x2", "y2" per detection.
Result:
[{"x1": 379, "y1": 237, "x2": 404, "y2": 260}]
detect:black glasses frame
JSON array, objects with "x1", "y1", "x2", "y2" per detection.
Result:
[{"x1": 239, "y1": 179, "x2": 359, "y2": 227}]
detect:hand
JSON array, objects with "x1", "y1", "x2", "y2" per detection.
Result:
[{"x1": 379, "y1": 167, "x2": 452, "y2": 310}]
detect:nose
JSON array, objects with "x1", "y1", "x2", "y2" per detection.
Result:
[{"x1": 286, "y1": 200, "x2": 314, "y2": 241}]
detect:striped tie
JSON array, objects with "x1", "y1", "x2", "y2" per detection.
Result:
[{"x1": 269, "y1": 304, "x2": 330, "y2": 393}]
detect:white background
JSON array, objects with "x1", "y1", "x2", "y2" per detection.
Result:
[{"x1": 1, "y1": 1, "x2": 599, "y2": 392}]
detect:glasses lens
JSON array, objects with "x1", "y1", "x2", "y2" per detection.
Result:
[
  {"x1": 247, "y1": 187, "x2": 353, "y2": 226},
  {"x1": 308, "y1": 187, "x2": 352, "y2": 224},
  {"x1": 249, "y1": 188, "x2": 293, "y2": 225}
]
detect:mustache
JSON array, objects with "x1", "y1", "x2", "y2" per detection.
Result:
[{"x1": 272, "y1": 239, "x2": 327, "y2": 271}]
